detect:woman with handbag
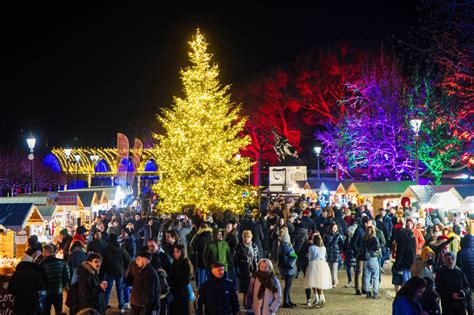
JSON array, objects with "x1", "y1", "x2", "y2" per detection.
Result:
[
  {"x1": 277, "y1": 232, "x2": 298, "y2": 308},
  {"x1": 169, "y1": 244, "x2": 194, "y2": 315},
  {"x1": 303, "y1": 234, "x2": 332, "y2": 307}
]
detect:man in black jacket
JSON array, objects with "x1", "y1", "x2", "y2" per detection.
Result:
[
  {"x1": 39, "y1": 244, "x2": 69, "y2": 315},
  {"x1": 76, "y1": 253, "x2": 107, "y2": 314},
  {"x1": 435, "y1": 251, "x2": 472, "y2": 315},
  {"x1": 196, "y1": 262, "x2": 240, "y2": 315},
  {"x1": 128, "y1": 250, "x2": 161, "y2": 315}
]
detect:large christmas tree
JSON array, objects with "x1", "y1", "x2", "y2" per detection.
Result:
[{"x1": 153, "y1": 29, "x2": 252, "y2": 214}]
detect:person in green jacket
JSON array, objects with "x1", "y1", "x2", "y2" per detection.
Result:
[{"x1": 203, "y1": 228, "x2": 232, "y2": 274}]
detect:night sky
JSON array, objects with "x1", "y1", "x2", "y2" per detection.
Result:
[{"x1": 0, "y1": 4, "x2": 418, "y2": 152}]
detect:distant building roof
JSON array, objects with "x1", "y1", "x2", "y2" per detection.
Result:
[
  {"x1": 0, "y1": 203, "x2": 42, "y2": 231},
  {"x1": 348, "y1": 181, "x2": 415, "y2": 196},
  {"x1": 67, "y1": 187, "x2": 116, "y2": 203},
  {"x1": 75, "y1": 191, "x2": 97, "y2": 208}
]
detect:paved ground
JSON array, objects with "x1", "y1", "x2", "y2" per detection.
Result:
[{"x1": 73, "y1": 262, "x2": 396, "y2": 315}]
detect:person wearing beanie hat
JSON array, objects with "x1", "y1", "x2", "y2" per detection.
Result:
[
  {"x1": 72, "y1": 226, "x2": 88, "y2": 245},
  {"x1": 278, "y1": 229, "x2": 298, "y2": 308},
  {"x1": 435, "y1": 250, "x2": 471, "y2": 315}
]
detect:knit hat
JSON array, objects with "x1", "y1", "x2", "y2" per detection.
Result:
[
  {"x1": 289, "y1": 212, "x2": 298, "y2": 220},
  {"x1": 302, "y1": 209, "x2": 310, "y2": 216},
  {"x1": 59, "y1": 228, "x2": 69, "y2": 236},
  {"x1": 406, "y1": 218, "x2": 415, "y2": 227},
  {"x1": 76, "y1": 225, "x2": 87, "y2": 235},
  {"x1": 420, "y1": 246, "x2": 434, "y2": 261},
  {"x1": 444, "y1": 251, "x2": 456, "y2": 260}
]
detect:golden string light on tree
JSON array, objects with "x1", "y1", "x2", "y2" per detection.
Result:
[{"x1": 153, "y1": 29, "x2": 252, "y2": 214}]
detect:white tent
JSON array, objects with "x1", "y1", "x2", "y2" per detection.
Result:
[
  {"x1": 426, "y1": 190, "x2": 462, "y2": 210},
  {"x1": 459, "y1": 196, "x2": 474, "y2": 212}
]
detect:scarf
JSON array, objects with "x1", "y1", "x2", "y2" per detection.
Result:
[{"x1": 253, "y1": 270, "x2": 278, "y2": 300}]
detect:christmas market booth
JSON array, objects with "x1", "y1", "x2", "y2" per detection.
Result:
[
  {"x1": 335, "y1": 181, "x2": 355, "y2": 206},
  {"x1": 0, "y1": 203, "x2": 44, "y2": 263},
  {"x1": 346, "y1": 181, "x2": 415, "y2": 212}
]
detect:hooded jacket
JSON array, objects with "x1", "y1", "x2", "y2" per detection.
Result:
[{"x1": 203, "y1": 230, "x2": 232, "y2": 271}]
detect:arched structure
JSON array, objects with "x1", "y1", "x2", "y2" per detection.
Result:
[{"x1": 50, "y1": 147, "x2": 160, "y2": 189}]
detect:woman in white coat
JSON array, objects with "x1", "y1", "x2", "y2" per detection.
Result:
[{"x1": 246, "y1": 258, "x2": 282, "y2": 315}]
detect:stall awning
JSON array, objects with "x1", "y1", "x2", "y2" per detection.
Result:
[
  {"x1": 452, "y1": 185, "x2": 474, "y2": 200},
  {"x1": 459, "y1": 196, "x2": 474, "y2": 212},
  {"x1": 0, "y1": 203, "x2": 43, "y2": 231},
  {"x1": 0, "y1": 195, "x2": 49, "y2": 205}
]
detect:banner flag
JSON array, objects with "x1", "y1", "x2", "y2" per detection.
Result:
[
  {"x1": 116, "y1": 133, "x2": 130, "y2": 187},
  {"x1": 126, "y1": 138, "x2": 144, "y2": 187}
]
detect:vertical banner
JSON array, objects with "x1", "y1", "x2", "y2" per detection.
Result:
[
  {"x1": 116, "y1": 133, "x2": 130, "y2": 188},
  {"x1": 126, "y1": 138, "x2": 144, "y2": 187}
]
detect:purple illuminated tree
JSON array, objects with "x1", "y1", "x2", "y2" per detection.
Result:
[{"x1": 316, "y1": 53, "x2": 415, "y2": 180}]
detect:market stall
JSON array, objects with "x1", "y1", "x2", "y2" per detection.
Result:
[
  {"x1": 346, "y1": 181, "x2": 415, "y2": 213},
  {"x1": 0, "y1": 203, "x2": 44, "y2": 261}
]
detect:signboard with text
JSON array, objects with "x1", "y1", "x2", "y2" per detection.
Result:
[{"x1": 47, "y1": 192, "x2": 77, "y2": 206}]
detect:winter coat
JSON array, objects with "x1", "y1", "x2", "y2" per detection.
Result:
[
  {"x1": 190, "y1": 227, "x2": 213, "y2": 269},
  {"x1": 102, "y1": 243, "x2": 131, "y2": 278},
  {"x1": 8, "y1": 261, "x2": 46, "y2": 313},
  {"x1": 76, "y1": 261, "x2": 106, "y2": 314},
  {"x1": 39, "y1": 255, "x2": 69, "y2": 296},
  {"x1": 169, "y1": 219, "x2": 193, "y2": 249},
  {"x1": 246, "y1": 274, "x2": 281, "y2": 315},
  {"x1": 392, "y1": 295, "x2": 424, "y2": 315},
  {"x1": 350, "y1": 225, "x2": 366, "y2": 256},
  {"x1": 87, "y1": 239, "x2": 108, "y2": 255},
  {"x1": 324, "y1": 232, "x2": 343, "y2": 263},
  {"x1": 278, "y1": 241, "x2": 297, "y2": 276},
  {"x1": 196, "y1": 275, "x2": 240, "y2": 315},
  {"x1": 362, "y1": 236, "x2": 380, "y2": 259},
  {"x1": 394, "y1": 228, "x2": 416, "y2": 270},
  {"x1": 239, "y1": 220, "x2": 264, "y2": 258},
  {"x1": 67, "y1": 247, "x2": 87, "y2": 285},
  {"x1": 169, "y1": 257, "x2": 193, "y2": 315},
  {"x1": 203, "y1": 240, "x2": 232, "y2": 271},
  {"x1": 150, "y1": 250, "x2": 173, "y2": 274},
  {"x1": 435, "y1": 266, "x2": 471, "y2": 310},
  {"x1": 457, "y1": 234, "x2": 474, "y2": 288},
  {"x1": 127, "y1": 262, "x2": 161, "y2": 313},
  {"x1": 226, "y1": 231, "x2": 240, "y2": 259},
  {"x1": 411, "y1": 227, "x2": 425, "y2": 256},
  {"x1": 234, "y1": 241, "x2": 259, "y2": 293}
]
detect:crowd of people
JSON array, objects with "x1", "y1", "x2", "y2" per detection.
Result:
[{"x1": 6, "y1": 196, "x2": 474, "y2": 315}]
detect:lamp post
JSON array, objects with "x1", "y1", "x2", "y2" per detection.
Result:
[
  {"x1": 89, "y1": 154, "x2": 99, "y2": 187},
  {"x1": 64, "y1": 147, "x2": 72, "y2": 190},
  {"x1": 410, "y1": 118, "x2": 423, "y2": 185},
  {"x1": 74, "y1": 154, "x2": 81, "y2": 188},
  {"x1": 314, "y1": 146, "x2": 321, "y2": 180},
  {"x1": 26, "y1": 134, "x2": 36, "y2": 193}
]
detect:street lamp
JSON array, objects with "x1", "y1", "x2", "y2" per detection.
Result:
[
  {"x1": 90, "y1": 154, "x2": 99, "y2": 187},
  {"x1": 314, "y1": 146, "x2": 322, "y2": 180},
  {"x1": 64, "y1": 147, "x2": 72, "y2": 190},
  {"x1": 410, "y1": 118, "x2": 423, "y2": 185},
  {"x1": 26, "y1": 134, "x2": 36, "y2": 193},
  {"x1": 74, "y1": 154, "x2": 81, "y2": 188}
]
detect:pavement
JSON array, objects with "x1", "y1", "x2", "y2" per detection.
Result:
[{"x1": 63, "y1": 262, "x2": 396, "y2": 315}]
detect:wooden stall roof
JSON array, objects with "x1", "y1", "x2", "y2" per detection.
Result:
[
  {"x1": 67, "y1": 187, "x2": 116, "y2": 203},
  {"x1": 0, "y1": 203, "x2": 43, "y2": 231},
  {"x1": 347, "y1": 181, "x2": 415, "y2": 196},
  {"x1": 402, "y1": 185, "x2": 436, "y2": 203}
]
